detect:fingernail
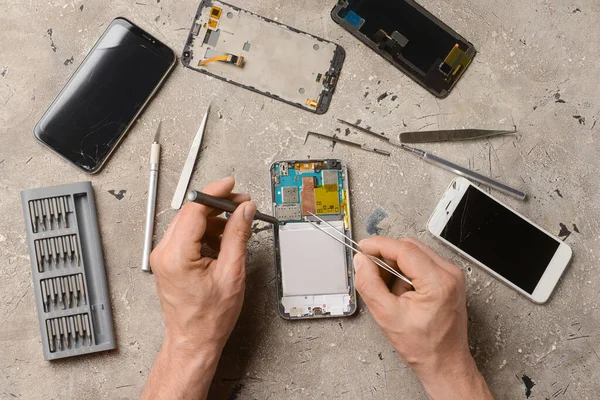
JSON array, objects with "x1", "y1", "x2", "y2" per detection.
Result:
[
  {"x1": 219, "y1": 176, "x2": 234, "y2": 182},
  {"x1": 353, "y1": 255, "x2": 363, "y2": 272},
  {"x1": 244, "y1": 203, "x2": 257, "y2": 223}
]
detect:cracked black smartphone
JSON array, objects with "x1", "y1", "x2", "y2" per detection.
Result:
[{"x1": 33, "y1": 18, "x2": 176, "y2": 173}]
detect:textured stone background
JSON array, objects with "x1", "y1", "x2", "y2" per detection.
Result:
[{"x1": 0, "y1": 0, "x2": 599, "y2": 398}]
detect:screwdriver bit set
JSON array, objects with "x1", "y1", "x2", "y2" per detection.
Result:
[{"x1": 21, "y1": 182, "x2": 116, "y2": 360}]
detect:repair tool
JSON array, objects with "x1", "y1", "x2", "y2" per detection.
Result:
[
  {"x1": 400, "y1": 144, "x2": 526, "y2": 200},
  {"x1": 142, "y1": 122, "x2": 162, "y2": 273},
  {"x1": 187, "y1": 190, "x2": 279, "y2": 224},
  {"x1": 338, "y1": 119, "x2": 516, "y2": 144},
  {"x1": 21, "y1": 182, "x2": 116, "y2": 360},
  {"x1": 305, "y1": 211, "x2": 413, "y2": 287},
  {"x1": 172, "y1": 104, "x2": 211, "y2": 210},
  {"x1": 304, "y1": 131, "x2": 391, "y2": 156}
]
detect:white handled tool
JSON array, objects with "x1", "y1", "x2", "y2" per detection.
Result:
[
  {"x1": 171, "y1": 104, "x2": 211, "y2": 210},
  {"x1": 142, "y1": 122, "x2": 162, "y2": 272}
]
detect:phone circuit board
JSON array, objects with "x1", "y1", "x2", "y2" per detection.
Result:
[{"x1": 272, "y1": 160, "x2": 349, "y2": 226}]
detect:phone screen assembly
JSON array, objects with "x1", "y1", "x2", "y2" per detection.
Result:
[
  {"x1": 331, "y1": 0, "x2": 476, "y2": 98},
  {"x1": 182, "y1": 0, "x2": 345, "y2": 114},
  {"x1": 428, "y1": 177, "x2": 572, "y2": 303},
  {"x1": 34, "y1": 18, "x2": 176, "y2": 173},
  {"x1": 270, "y1": 160, "x2": 356, "y2": 319}
]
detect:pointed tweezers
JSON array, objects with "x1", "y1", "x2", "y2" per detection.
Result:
[{"x1": 305, "y1": 211, "x2": 413, "y2": 287}]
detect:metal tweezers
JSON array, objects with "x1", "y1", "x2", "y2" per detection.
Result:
[{"x1": 305, "y1": 211, "x2": 413, "y2": 287}]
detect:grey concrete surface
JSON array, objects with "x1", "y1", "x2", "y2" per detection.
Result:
[{"x1": 1, "y1": 0, "x2": 599, "y2": 399}]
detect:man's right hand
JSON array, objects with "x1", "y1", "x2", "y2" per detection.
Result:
[{"x1": 354, "y1": 237, "x2": 494, "y2": 400}]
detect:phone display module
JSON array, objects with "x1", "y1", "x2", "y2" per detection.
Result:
[
  {"x1": 271, "y1": 160, "x2": 356, "y2": 319},
  {"x1": 440, "y1": 186, "x2": 560, "y2": 294},
  {"x1": 182, "y1": 0, "x2": 345, "y2": 114},
  {"x1": 331, "y1": 0, "x2": 475, "y2": 98},
  {"x1": 34, "y1": 18, "x2": 176, "y2": 173}
]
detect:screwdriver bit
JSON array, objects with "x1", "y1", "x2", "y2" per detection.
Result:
[
  {"x1": 84, "y1": 314, "x2": 92, "y2": 345},
  {"x1": 60, "y1": 317, "x2": 69, "y2": 349},
  {"x1": 42, "y1": 239, "x2": 50, "y2": 265},
  {"x1": 57, "y1": 236, "x2": 64, "y2": 264},
  {"x1": 61, "y1": 236, "x2": 68, "y2": 263},
  {"x1": 70, "y1": 275, "x2": 78, "y2": 306},
  {"x1": 54, "y1": 318, "x2": 62, "y2": 351},
  {"x1": 29, "y1": 201, "x2": 37, "y2": 233},
  {"x1": 77, "y1": 314, "x2": 85, "y2": 340},
  {"x1": 63, "y1": 276, "x2": 71, "y2": 308},
  {"x1": 72, "y1": 235, "x2": 81, "y2": 266},
  {"x1": 75, "y1": 275, "x2": 82, "y2": 305},
  {"x1": 55, "y1": 278, "x2": 63, "y2": 308},
  {"x1": 65, "y1": 235, "x2": 73, "y2": 263},
  {"x1": 60, "y1": 196, "x2": 68, "y2": 228},
  {"x1": 43, "y1": 199, "x2": 51, "y2": 229},
  {"x1": 52, "y1": 238, "x2": 59, "y2": 264},
  {"x1": 36, "y1": 200, "x2": 46, "y2": 231},
  {"x1": 69, "y1": 316, "x2": 77, "y2": 343},
  {"x1": 34, "y1": 240, "x2": 43, "y2": 273},
  {"x1": 48, "y1": 278, "x2": 56, "y2": 306},
  {"x1": 77, "y1": 274, "x2": 86, "y2": 305},
  {"x1": 46, "y1": 319, "x2": 55, "y2": 353},
  {"x1": 48, "y1": 198, "x2": 56, "y2": 228},
  {"x1": 41, "y1": 281, "x2": 49, "y2": 312},
  {"x1": 45, "y1": 239, "x2": 53, "y2": 265},
  {"x1": 51, "y1": 197, "x2": 59, "y2": 228}
]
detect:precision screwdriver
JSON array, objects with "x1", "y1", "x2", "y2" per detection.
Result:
[{"x1": 187, "y1": 190, "x2": 279, "y2": 224}]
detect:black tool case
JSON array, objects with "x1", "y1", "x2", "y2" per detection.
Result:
[{"x1": 20, "y1": 181, "x2": 116, "y2": 360}]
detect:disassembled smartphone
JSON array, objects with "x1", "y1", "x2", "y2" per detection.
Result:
[
  {"x1": 182, "y1": 0, "x2": 345, "y2": 114},
  {"x1": 331, "y1": 0, "x2": 476, "y2": 98},
  {"x1": 270, "y1": 160, "x2": 356, "y2": 319},
  {"x1": 428, "y1": 177, "x2": 573, "y2": 304}
]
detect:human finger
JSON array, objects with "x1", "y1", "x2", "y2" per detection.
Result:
[
  {"x1": 206, "y1": 193, "x2": 252, "y2": 217},
  {"x1": 216, "y1": 202, "x2": 256, "y2": 280},
  {"x1": 171, "y1": 178, "x2": 237, "y2": 244},
  {"x1": 354, "y1": 253, "x2": 400, "y2": 316},
  {"x1": 359, "y1": 237, "x2": 445, "y2": 290}
]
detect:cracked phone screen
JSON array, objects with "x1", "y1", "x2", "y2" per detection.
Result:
[
  {"x1": 35, "y1": 20, "x2": 173, "y2": 172},
  {"x1": 441, "y1": 186, "x2": 560, "y2": 294}
]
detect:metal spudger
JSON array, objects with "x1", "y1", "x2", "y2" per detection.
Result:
[
  {"x1": 304, "y1": 131, "x2": 391, "y2": 156},
  {"x1": 171, "y1": 104, "x2": 211, "y2": 210},
  {"x1": 187, "y1": 190, "x2": 279, "y2": 224},
  {"x1": 305, "y1": 211, "x2": 413, "y2": 287},
  {"x1": 400, "y1": 144, "x2": 527, "y2": 200}
]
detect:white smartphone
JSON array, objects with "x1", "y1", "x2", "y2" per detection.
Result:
[{"x1": 427, "y1": 177, "x2": 572, "y2": 303}]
